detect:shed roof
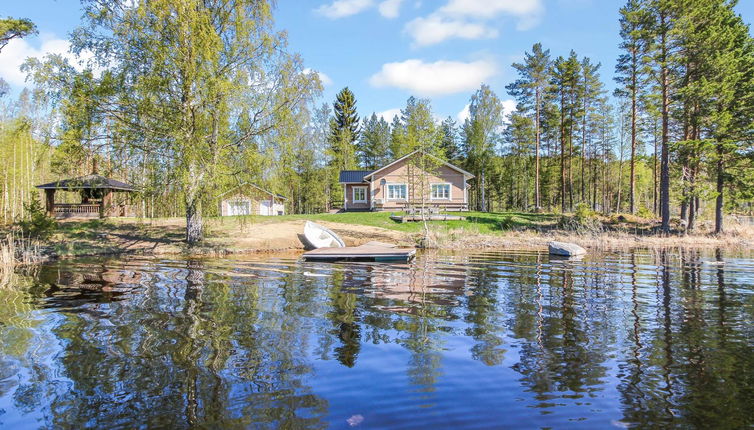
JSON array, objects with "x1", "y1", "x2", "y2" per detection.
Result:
[
  {"x1": 217, "y1": 182, "x2": 288, "y2": 200},
  {"x1": 339, "y1": 170, "x2": 373, "y2": 183},
  {"x1": 36, "y1": 174, "x2": 137, "y2": 191}
]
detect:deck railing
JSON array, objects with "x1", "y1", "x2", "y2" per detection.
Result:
[{"x1": 53, "y1": 204, "x2": 101, "y2": 218}]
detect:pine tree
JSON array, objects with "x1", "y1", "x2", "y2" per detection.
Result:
[
  {"x1": 643, "y1": 0, "x2": 675, "y2": 232},
  {"x1": 616, "y1": 0, "x2": 650, "y2": 215},
  {"x1": 507, "y1": 43, "x2": 551, "y2": 211},
  {"x1": 0, "y1": 17, "x2": 36, "y2": 53},
  {"x1": 580, "y1": 57, "x2": 605, "y2": 207},
  {"x1": 550, "y1": 52, "x2": 582, "y2": 212}
]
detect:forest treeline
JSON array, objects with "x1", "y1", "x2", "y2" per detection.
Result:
[{"x1": 0, "y1": 0, "x2": 753, "y2": 242}]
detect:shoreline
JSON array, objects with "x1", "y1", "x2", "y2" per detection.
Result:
[{"x1": 31, "y1": 217, "x2": 754, "y2": 261}]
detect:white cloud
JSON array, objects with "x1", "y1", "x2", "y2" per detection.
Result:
[
  {"x1": 406, "y1": 15, "x2": 498, "y2": 47},
  {"x1": 377, "y1": 108, "x2": 401, "y2": 122},
  {"x1": 404, "y1": 0, "x2": 543, "y2": 46},
  {"x1": 378, "y1": 0, "x2": 404, "y2": 18},
  {"x1": 0, "y1": 37, "x2": 80, "y2": 87},
  {"x1": 303, "y1": 68, "x2": 333, "y2": 86},
  {"x1": 439, "y1": 0, "x2": 543, "y2": 23},
  {"x1": 369, "y1": 59, "x2": 497, "y2": 96},
  {"x1": 456, "y1": 98, "x2": 516, "y2": 124},
  {"x1": 501, "y1": 98, "x2": 516, "y2": 121},
  {"x1": 316, "y1": 0, "x2": 374, "y2": 19},
  {"x1": 456, "y1": 103, "x2": 470, "y2": 123},
  {"x1": 0, "y1": 34, "x2": 99, "y2": 90}
]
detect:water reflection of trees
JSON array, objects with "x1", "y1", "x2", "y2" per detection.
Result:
[
  {"x1": 508, "y1": 253, "x2": 617, "y2": 407},
  {"x1": 615, "y1": 248, "x2": 754, "y2": 428},
  {"x1": 12, "y1": 259, "x2": 332, "y2": 428},
  {"x1": 2, "y1": 249, "x2": 754, "y2": 428}
]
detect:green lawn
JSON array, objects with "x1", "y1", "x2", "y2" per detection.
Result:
[{"x1": 220, "y1": 211, "x2": 561, "y2": 236}]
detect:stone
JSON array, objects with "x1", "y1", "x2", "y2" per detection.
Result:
[{"x1": 548, "y1": 241, "x2": 587, "y2": 257}]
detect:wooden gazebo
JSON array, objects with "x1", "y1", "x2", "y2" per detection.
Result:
[{"x1": 36, "y1": 174, "x2": 137, "y2": 219}]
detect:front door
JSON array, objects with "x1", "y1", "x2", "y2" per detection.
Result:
[{"x1": 260, "y1": 200, "x2": 272, "y2": 216}]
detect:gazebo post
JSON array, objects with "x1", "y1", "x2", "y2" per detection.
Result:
[
  {"x1": 44, "y1": 189, "x2": 55, "y2": 217},
  {"x1": 101, "y1": 189, "x2": 113, "y2": 218}
]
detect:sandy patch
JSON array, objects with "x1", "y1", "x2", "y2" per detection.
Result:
[{"x1": 211, "y1": 219, "x2": 413, "y2": 252}]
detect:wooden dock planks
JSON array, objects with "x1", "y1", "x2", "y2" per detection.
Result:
[
  {"x1": 303, "y1": 243, "x2": 416, "y2": 262},
  {"x1": 390, "y1": 214, "x2": 466, "y2": 223}
]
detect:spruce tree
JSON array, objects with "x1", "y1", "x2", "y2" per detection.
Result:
[
  {"x1": 328, "y1": 87, "x2": 360, "y2": 171},
  {"x1": 358, "y1": 113, "x2": 391, "y2": 169},
  {"x1": 438, "y1": 116, "x2": 461, "y2": 162}
]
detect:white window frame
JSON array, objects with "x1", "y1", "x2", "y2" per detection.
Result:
[
  {"x1": 228, "y1": 199, "x2": 251, "y2": 216},
  {"x1": 352, "y1": 186, "x2": 368, "y2": 203},
  {"x1": 386, "y1": 183, "x2": 407, "y2": 201},
  {"x1": 430, "y1": 183, "x2": 451, "y2": 200}
]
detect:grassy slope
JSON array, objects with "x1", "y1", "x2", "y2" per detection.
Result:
[
  {"x1": 230, "y1": 211, "x2": 560, "y2": 235},
  {"x1": 47, "y1": 211, "x2": 751, "y2": 257}
]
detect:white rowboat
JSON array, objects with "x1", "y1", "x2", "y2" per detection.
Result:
[{"x1": 302, "y1": 221, "x2": 346, "y2": 249}]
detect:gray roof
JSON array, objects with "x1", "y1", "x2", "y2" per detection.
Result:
[
  {"x1": 339, "y1": 170, "x2": 373, "y2": 183},
  {"x1": 36, "y1": 174, "x2": 136, "y2": 191},
  {"x1": 217, "y1": 182, "x2": 288, "y2": 200}
]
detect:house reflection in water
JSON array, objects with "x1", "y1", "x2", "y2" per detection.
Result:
[{"x1": 338, "y1": 255, "x2": 472, "y2": 315}]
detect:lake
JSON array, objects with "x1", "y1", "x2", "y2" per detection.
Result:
[{"x1": 0, "y1": 249, "x2": 752, "y2": 429}]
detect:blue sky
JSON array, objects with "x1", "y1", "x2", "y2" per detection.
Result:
[{"x1": 3, "y1": 0, "x2": 754, "y2": 123}]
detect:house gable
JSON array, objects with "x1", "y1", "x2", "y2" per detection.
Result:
[{"x1": 364, "y1": 150, "x2": 474, "y2": 181}]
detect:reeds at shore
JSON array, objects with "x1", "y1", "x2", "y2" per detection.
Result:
[{"x1": 0, "y1": 233, "x2": 46, "y2": 287}]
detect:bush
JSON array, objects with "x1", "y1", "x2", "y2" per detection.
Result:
[
  {"x1": 636, "y1": 206, "x2": 654, "y2": 219},
  {"x1": 17, "y1": 197, "x2": 57, "y2": 240},
  {"x1": 559, "y1": 203, "x2": 602, "y2": 233},
  {"x1": 499, "y1": 214, "x2": 514, "y2": 230},
  {"x1": 574, "y1": 203, "x2": 596, "y2": 223}
]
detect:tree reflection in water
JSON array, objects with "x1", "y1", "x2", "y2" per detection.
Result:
[{"x1": 0, "y1": 249, "x2": 752, "y2": 429}]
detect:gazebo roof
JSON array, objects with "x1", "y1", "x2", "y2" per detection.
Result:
[{"x1": 36, "y1": 174, "x2": 137, "y2": 192}]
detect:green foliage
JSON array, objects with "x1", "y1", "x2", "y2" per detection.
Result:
[
  {"x1": 328, "y1": 87, "x2": 360, "y2": 171},
  {"x1": 0, "y1": 17, "x2": 36, "y2": 52},
  {"x1": 16, "y1": 197, "x2": 56, "y2": 240},
  {"x1": 358, "y1": 113, "x2": 391, "y2": 169},
  {"x1": 636, "y1": 206, "x2": 654, "y2": 219},
  {"x1": 574, "y1": 202, "x2": 595, "y2": 221}
]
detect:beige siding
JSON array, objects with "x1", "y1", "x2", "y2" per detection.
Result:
[
  {"x1": 370, "y1": 157, "x2": 468, "y2": 211},
  {"x1": 344, "y1": 184, "x2": 370, "y2": 210}
]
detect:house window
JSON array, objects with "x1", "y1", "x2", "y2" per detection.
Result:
[
  {"x1": 387, "y1": 184, "x2": 407, "y2": 200},
  {"x1": 431, "y1": 183, "x2": 451, "y2": 200},
  {"x1": 353, "y1": 186, "x2": 367, "y2": 203}
]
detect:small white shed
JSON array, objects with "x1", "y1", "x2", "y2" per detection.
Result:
[{"x1": 218, "y1": 183, "x2": 287, "y2": 216}]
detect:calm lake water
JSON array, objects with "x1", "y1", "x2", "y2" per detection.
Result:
[{"x1": 0, "y1": 248, "x2": 753, "y2": 429}]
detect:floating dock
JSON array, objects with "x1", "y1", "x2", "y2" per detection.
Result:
[
  {"x1": 390, "y1": 214, "x2": 466, "y2": 223},
  {"x1": 303, "y1": 243, "x2": 416, "y2": 262}
]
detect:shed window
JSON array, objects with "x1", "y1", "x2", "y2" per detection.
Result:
[{"x1": 228, "y1": 200, "x2": 251, "y2": 216}]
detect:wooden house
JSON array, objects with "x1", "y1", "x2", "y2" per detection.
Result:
[{"x1": 338, "y1": 150, "x2": 474, "y2": 211}]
